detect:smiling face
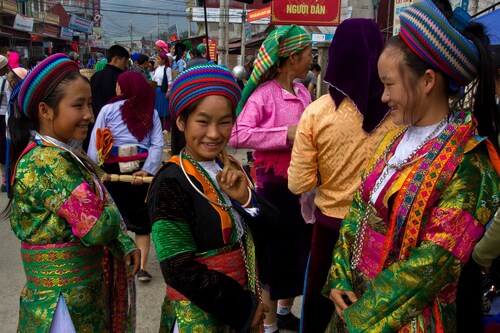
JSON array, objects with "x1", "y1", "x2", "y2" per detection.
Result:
[
  {"x1": 378, "y1": 46, "x2": 432, "y2": 126},
  {"x1": 38, "y1": 77, "x2": 93, "y2": 143},
  {"x1": 176, "y1": 95, "x2": 234, "y2": 162}
]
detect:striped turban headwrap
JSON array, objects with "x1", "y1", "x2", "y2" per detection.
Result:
[
  {"x1": 399, "y1": 0, "x2": 479, "y2": 86},
  {"x1": 169, "y1": 64, "x2": 241, "y2": 119},
  {"x1": 18, "y1": 53, "x2": 80, "y2": 120},
  {"x1": 237, "y1": 25, "x2": 311, "y2": 115}
]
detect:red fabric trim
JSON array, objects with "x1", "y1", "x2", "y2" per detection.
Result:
[
  {"x1": 166, "y1": 248, "x2": 247, "y2": 301},
  {"x1": 104, "y1": 152, "x2": 148, "y2": 164}
]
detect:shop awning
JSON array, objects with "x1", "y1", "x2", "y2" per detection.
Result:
[
  {"x1": 228, "y1": 35, "x2": 267, "y2": 52},
  {"x1": 0, "y1": 25, "x2": 31, "y2": 40}
]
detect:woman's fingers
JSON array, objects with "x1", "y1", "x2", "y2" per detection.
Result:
[
  {"x1": 125, "y1": 250, "x2": 141, "y2": 278},
  {"x1": 345, "y1": 290, "x2": 358, "y2": 304},
  {"x1": 131, "y1": 171, "x2": 148, "y2": 186},
  {"x1": 218, "y1": 169, "x2": 244, "y2": 188},
  {"x1": 330, "y1": 290, "x2": 349, "y2": 310},
  {"x1": 221, "y1": 148, "x2": 230, "y2": 168},
  {"x1": 330, "y1": 289, "x2": 357, "y2": 321}
]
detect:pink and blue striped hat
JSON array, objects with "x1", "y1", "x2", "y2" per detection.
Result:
[
  {"x1": 18, "y1": 53, "x2": 80, "y2": 120},
  {"x1": 399, "y1": 0, "x2": 479, "y2": 86},
  {"x1": 169, "y1": 64, "x2": 241, "y2": 119}
]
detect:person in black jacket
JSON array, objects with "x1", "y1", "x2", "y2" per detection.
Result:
[
  {"x1": 84, "y1": 45, "x2": 129, "y2": 150},
  {"x1": 148, "y1": 64, "x2": 276, "y2": 333}
]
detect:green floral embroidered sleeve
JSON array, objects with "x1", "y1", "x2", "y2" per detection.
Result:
[
  {"x1": 328, "y1": 189, "x2": 364, "y2": 291},
  {"x1": 11, "y1": 147, "x2": 123, "y2": 246},
  {"x1": 336, "y1": 151, "x2": 499, "y2": 333}
]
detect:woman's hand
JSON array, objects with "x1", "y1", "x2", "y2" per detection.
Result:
[
  {"x1": 124, "y1": 250, "x2": 141, "y2": 278},
  {"x1": 216, "y1": 149, "x2": 250, "y2": 205},
  {"x1": 287, "y1": 126, "x2": 297, "y2": 143},
  {"x1": 165, "y1": 90, "x2": 170, "y2": 99},
  {"x1": 131, "y1": 170, "x2": 149, "y2": 186},
  {"x1": 330, "y1": 289, "x2": 358, "y2": 321},
  {"x1": 250, "y1": 302, "x2": 270, "y2": 329}
]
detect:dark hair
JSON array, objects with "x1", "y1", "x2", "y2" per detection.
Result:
[
  {"x1": 174, "y1": 43, "x2": 186, "y2": 60},
  {"x1": 137, "y1": 54, "x2": 149, "y2": 65},
  {"x1": 462, "y1": 23, "x2": 499, "y2": 151},
  {"x1": 490, "y1": 45, "x2": 500, "y2": 80},
  {"x1": 28, "y1": 57, "x2": 40, "y2": 69},
  {"x1": 171, "y1": 100, "x2": 201, "y2": 155},
  {"x1": 310, "y1": 63, "x2": 321, "y2": 72},
  {"x1": 6, "y1": 72, "x2": 88, "y2": 204},
  {"x1": 190, "y1": 48, "x2": 202, "y2": 58},
  {"x1": 432, "y1": 0, "x2": 453, "y2": 19},
  {"x1": 107, "y1": 45, "x2": 130, "y2": 63},
  {"x1": 171, "y1": 97, "x2": 236, "y2": 155}
]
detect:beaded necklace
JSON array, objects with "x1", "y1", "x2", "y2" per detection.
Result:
[
  {"x1": 178, "y1": 148, "x2": 262, "y2": 304},
  {"x1": 351, "y1": 116, "x2": 448, "y2": 270},
  {"x1": 179, "y1": 148, "x2": 233, "y2": 211}
]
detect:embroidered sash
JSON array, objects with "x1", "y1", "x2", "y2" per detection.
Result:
[
  {"x1": 166, "y1": 247, "x2": 247, "y2": 301},
  {"x1": 21, "y1": 242, "x2": 103, "y2": 290}
]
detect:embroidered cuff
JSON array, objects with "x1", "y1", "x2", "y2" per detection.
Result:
[{"x1": 57, "y1": 182, "x2": 105, "y2": 238}]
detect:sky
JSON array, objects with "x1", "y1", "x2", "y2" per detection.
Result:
[{"x1": 100, "y1": 0, "x2": 190, "y2": 41}]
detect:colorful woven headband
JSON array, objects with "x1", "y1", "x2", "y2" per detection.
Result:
[
  {"x1": 169, "y1": 64, "x2": 241, "y2": 119},
  {"x1": 237, "y1": 25, "x2": 311, "y2": 115},
  {"x1": 399, "y1": 0, "x2": 479, "y2": 86},
  {"x1": 18, "y1": 53, "x2": 80, "y2": 120}
]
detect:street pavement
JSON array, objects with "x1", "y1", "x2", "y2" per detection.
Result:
[{"x1": 0, "y1": 147, "x2": 302, "y2": 332}]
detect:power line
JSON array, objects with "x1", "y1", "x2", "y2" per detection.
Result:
[
  {"x1": 101, "y1": 0, "x2": 186, "y2": 12},
  {"x1": 36, "y1": 0, "x2": 188, "y2": 15}
]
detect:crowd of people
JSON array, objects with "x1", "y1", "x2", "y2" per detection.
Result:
[{"x1": 2, "y1": 0, "x2": 500, "y2": 332}]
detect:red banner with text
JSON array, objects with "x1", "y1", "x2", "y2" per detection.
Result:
[
  {"x1": 271, "y1": 0, "x2": 341, "y2": 26},
  {"x1": 203, "y1": 38, "x2": 218, "y2": 62}
]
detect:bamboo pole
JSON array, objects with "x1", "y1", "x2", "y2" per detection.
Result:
[{"x1": 102, "y1": 174, "x2": 153, "y2": 183}]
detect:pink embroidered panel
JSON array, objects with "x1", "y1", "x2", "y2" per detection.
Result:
[
  {"x1": 358, "y1": 226, "x2": 385, "y2": 279},
  {"x1": 57, "y1": 182, "x2": 104, "y2": 238},
  {"x1": 422, "y1": 207, "x2": 483, "y2": 262}
]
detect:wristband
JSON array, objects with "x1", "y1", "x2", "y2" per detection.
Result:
[{"x1": 241, "y1": 187, "x2": 253, "y2": 208}]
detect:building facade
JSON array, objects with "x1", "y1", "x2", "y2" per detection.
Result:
[{"x1": 0, "y1": 0, "x2": 97, "y2": 63}]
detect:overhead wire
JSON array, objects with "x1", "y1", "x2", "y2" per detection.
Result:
[{"x1": 35, "y1": 0, "x2": 247, "y2": 40}]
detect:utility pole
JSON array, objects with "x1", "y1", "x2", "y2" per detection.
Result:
[
  {"x1": 129, "y1": 21, "x2": 133, "y2": 52},
  {"x1": 218, "y1": 0, "x2": 230, "y2": 65},
  {"x1": 166, "y1": 13, "x2": 170, "y2": 40},
  {"x1": 224, "y1": 0, "x2": 229, "y2": 66},
  {"x1": 239, "y1": 4, "x2": 247, "y2": 66},
  {"x1": 218, "y1": 0, "x2": 225, "y2": 65},
  {"x1": 203, "y1": 0, "x2": 210, "y2": 60}
]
